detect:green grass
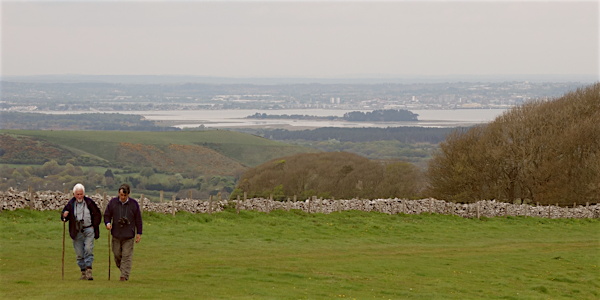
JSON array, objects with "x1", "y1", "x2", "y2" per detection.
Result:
[
  {"x1": 0, "y1": 129, "x2": 313, "y2": 167},
  {"x1": 1, "y1": 209, "x2": 598, "y2": 299}
]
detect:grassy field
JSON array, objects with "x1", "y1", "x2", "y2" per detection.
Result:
[
  {"x1": 0, "y1": 129, "x2": 315, "y2": 167},
  {"x1": 1, "y1": 209, "x2": 598, "y2": 299}
]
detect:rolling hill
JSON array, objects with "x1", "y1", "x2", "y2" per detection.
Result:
[{"x1": 0, "y1": 129, "x2": 316, "y2": 173}]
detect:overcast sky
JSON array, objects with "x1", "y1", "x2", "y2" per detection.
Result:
[{"x1": 1, "y1": 0, "x2": 598, "y2": 80}]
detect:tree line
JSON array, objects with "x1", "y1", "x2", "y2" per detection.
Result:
[
  {"x1": 342, "y1": 109, "x2": 418, "y2": 122},
  {"x1": 257, "y1": 126, "x2": 455, "y2": 143},
  {"x1": 0, "y1": 160, "x2": 236, "y2": 201},
  {"x1": 246, "y1": 109, "x2": 419, "y2": 122},
  {"x1": 0, "y1": 112, "x2": 179, "y2": 131},
  {"x1": 426, "y1": 83, "x2": 599, "y2": 205},
  {"x1": 231, "y1": 152, "x2": 424, "y2": 201}
]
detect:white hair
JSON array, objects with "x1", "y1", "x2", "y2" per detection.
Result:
[{"x1": 73, "y1": 183, "x2": 85, "y2": 194}]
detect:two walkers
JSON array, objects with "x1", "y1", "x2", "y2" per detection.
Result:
[{"x1": 61, "y1": 183, "x2": 143, "y2": 281}]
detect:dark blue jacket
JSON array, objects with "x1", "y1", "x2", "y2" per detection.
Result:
[
  {"x1": 103, "y1": 197, "x2": 143, "y2": 240},
  {"x1": 61, "y1": 197, "x2": 102, "y2": 240}
]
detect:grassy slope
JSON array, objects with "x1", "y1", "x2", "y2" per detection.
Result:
[
  {"x1": 1, "y1": 209, "x2": 598, "y2": 299},
  {"x1": 0, "y1": 129, "x2": 315, "y2": 167}
]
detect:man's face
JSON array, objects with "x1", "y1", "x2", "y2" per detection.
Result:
[
  {"x1": 74, "y1": 189, "x2": 84, "y2": 202},
  {"x1": 119, "y1": 191, "x2": 128, "y2": 203}
]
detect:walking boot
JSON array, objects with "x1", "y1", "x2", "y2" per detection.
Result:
[
  {"x1": 80, "y1": 270, "x2": 87, "y2": 280},
  {"x1": 86, "y1": 267, "x2": 93, "y2": 280}
]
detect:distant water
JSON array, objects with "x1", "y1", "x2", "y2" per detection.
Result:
[
  {"x1": 36, "y1": 108, "x2": 508, "y2": 129},
  {"x1": 130, "y1": 108, "x2": 508, "y2": 129}
]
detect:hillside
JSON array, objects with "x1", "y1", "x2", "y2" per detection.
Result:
[
  {"x1": 0, "y1": 129, "x2": 315, "y2": 168},
  {"x1": 0, "y1": 129, "x2": 317, "y2": 199}
]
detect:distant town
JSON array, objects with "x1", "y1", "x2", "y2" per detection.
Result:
[{"x1": 0, "y1": 79, "x2": 590, "y2": 112}]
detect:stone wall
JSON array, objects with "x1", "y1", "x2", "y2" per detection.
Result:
[{"x1": 1, "y1": 188, "x2": 598, "y2": 219}]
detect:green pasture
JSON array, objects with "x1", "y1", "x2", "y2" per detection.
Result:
[
  {"x1": 0, "y1": 130, "x2": 313, "y2": 167},
  {"x1": 1, "y1": 209, "x2": 598, "y2": 299}
]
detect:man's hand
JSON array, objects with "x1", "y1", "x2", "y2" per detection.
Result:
[
  {"x1": 135, "y1": 234, "x2": 142, "y2": 243},
  {"x1": 106, "y1": 223, "x2": 112, "y2": 230}
]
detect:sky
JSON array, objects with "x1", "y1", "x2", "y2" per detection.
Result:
[{"x1": 1, "y1": 0, "x2": 598, "y2": 80}]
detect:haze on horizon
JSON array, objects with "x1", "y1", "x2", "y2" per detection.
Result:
[{"x1": 1, "y1": 0, "x2": 598, "y2": 81}]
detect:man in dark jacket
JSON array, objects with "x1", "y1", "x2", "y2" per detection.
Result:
[
  {"x1": 61, "y1": 183, "x2": 102, "y2": 280},
  {"x1": 104, "y1": 183, "x2": 143, "y2": 281}
]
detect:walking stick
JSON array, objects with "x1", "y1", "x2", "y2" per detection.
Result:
[
  {"x1": 62, "y1": 221, "x2": 65, "y2": 280},
  {"x1": 108, "y1": 229, "x2": 111, "y2": 280}
]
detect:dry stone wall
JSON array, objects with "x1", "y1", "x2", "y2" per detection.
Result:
[{"x1": 1, "y1": 188, "x2": 598, "y2": 219}]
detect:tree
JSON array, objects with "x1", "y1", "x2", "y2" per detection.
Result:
[
  {"x1": 377, "y1": 161, "x2": 424, "y2": 199},
  {"x1": 426, "y1": 127, "x2": 489, "y2": 202},
  {"x1": 232, "y1": 152, "x2": 425, "y2": 200},
  {"x1": 426, "y1": 83, "x2": 600, "y2": 205},
  {"x1": 104, "y1": 169, "x2": 114, "y2": 178},
  {"x1": 40, "y1": 160, "x2": 61, "y2": 176},
  {"x1": 140, "y1": 167, "x2": 155, "y2": 178}
]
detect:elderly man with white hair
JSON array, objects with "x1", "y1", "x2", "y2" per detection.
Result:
[{"x1": 61, "y1": 183, "x2": 102, "y2": 280}]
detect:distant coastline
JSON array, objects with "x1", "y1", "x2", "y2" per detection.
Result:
[
  {"x1": 14, "y1": 109, "x2": 508, "y2": 130},
  {"x1": 125, "y1": 108, "x2": 508, "y2": 129},
  {"x1": 16, "y1": 108, "x2": 508, "y2": 130}
]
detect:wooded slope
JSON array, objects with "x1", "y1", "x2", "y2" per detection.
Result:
[{"x1": 426, "y1": 83, "x2": 599, "y2": 205}]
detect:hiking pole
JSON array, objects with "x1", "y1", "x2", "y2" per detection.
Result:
[
  {"x1": 108, "y1": 230, "x2": 111, "y2": 280},
  {"x1": 62, "y1": 220, "x2": 65, "y2": 280}
]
